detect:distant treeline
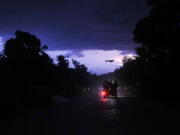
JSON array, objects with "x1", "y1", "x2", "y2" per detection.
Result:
[
  {"x1": 115, "y1": 0, "x2": 180, "y2": 100},
  {"x1": 0, "y1": 31, "x2": 99, "y2": 115}
]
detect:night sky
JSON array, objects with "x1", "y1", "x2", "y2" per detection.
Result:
[{"x1": 0, "y1": 0, "x2": 149, "y2": 74}]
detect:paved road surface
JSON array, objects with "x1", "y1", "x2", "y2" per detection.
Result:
[{"x1": 1, "y1": 91, "x2": 180, "y2": 135}]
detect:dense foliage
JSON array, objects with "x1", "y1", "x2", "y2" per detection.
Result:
[
  {"x1": 0, "y1": 31, "x2": 98, "y2": 115},
  {"x1": 115, "y1": 0, "x2": 180, "y2": 99}
]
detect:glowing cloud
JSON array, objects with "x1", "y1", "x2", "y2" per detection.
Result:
[
  {"x1": 0, "y1": 36, "x2": 4, "y2": 52},
  {"x1": 114, "y1": 53, "x2": 136, "y2": 66},
  {"x1": 46, "y1": 49, "x2": 136, "y2": 75}
]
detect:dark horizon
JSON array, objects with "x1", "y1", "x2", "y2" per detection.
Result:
[{"x1": 0, "y1": 0, "x2": 149, "y2": 74}]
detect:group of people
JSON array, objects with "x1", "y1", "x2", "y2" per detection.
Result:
[{"x1": 103, "y1": 80, "x2": 119, "y2": 98}]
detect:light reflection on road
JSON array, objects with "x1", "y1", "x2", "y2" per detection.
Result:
[{"x1": 99, "y1": 96, "x2": 121, "y2": 122}]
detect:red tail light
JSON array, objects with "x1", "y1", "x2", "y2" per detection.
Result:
[{"x1": 100, "y1": 90, "x2": 107, "y2": 96}]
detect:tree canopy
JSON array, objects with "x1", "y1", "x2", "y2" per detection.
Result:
[
  {"x1": 115, "y1": 0, "x2": 180, "y2": 99},
  {"x1": 0, "y1": 31, "x2": 98, "y2": 115}
]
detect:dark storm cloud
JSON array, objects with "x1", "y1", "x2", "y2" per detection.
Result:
[{"x1": 0, "y1": 0, "x2": 149, "y2": 50}]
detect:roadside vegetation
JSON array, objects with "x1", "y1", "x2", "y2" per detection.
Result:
[
  {"x1": 0, "y1": 31, "x2": 99, "y2": 117},
  {"x1": 115, "y1": 0, "x2": 180, "y2": 102}
]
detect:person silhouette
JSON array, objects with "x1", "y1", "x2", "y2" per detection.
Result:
[{"x1": 111, "y1": 80, "x2": 119, "y2": 98}]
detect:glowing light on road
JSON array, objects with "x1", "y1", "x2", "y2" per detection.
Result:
[
  {"x1": 101, "y1": 98, "x2": 107, "y2": 103},
  {"x1": 102, "y1": 91, "x2": 106, "y2": 96},
  {"x1": 100, "y1": 90, "x2": 108, "y2": 97}
]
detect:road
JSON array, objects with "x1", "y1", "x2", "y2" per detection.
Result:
[{"x1": 1, "y1": 91, "x2": 180, "y2": 135}]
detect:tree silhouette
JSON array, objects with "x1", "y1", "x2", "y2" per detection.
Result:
[
  {"x1": 57, "y1": 55, "x2": 69, "y2": 70},
  {"x1": 1, "y1": 31, "x2": 54, "y2": 108},
  {"x1": 134, "y1": 0, "x2": 180, "y2": 60},
  {"x1": 72, "y1": 59, "x2": 88, "y2": 73},
  {"x1": 115, "y1": 0, "x2": 180, "y2": 99},
  {"x1": 53, "y1": 55, "x2": 70, "y2": 96},
  {"x1": 0, "y1": 30, "x2": 98, "y2": 116}
]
